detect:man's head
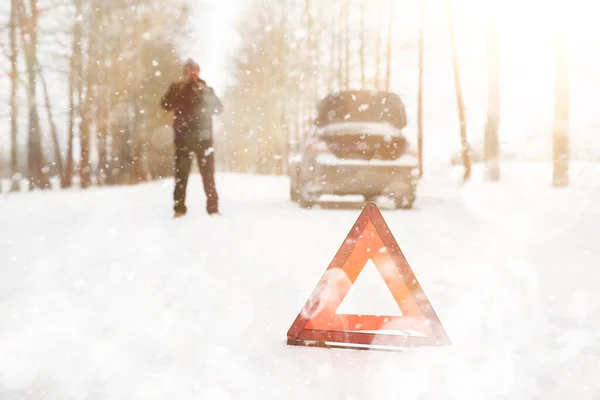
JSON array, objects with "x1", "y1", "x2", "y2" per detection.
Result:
[{"x1": 184, "y1": 59, "x2": 200, "y2": 81}]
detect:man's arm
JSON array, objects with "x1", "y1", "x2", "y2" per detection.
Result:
[
  {"x1": 203, "y1": 87, "x2": 223, "y2": 115},
  {"x1": 160, "y1": 83, "x2": 180, "y2": 111}
]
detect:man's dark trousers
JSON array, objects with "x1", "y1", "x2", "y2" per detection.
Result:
[{"x1": 174, "y1": 136, "x2": 218, "y2": 215}]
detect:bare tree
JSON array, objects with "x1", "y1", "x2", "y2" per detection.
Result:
[
  {"x1": 18, "y1": 0, "x2": 50, "y2": 190},
  {"x1": 384, "y1": 0, "x2": 393, "y2": 91},
  {"x1": 63, "y1": 0, "x2": 83, "y2": 188},
  {"x1": 484, "y1": 5, "x2": 500, "y2": 182},
  {"x1": 360, "y1": 1, "x2": 366, "y2": 88},
  {"x1": 78, "y1": 0, "x2": 100, "y2": 189},
  {"x1": 39, "y1": 67, "x2": 64, "y2": 187},
  {"x1": 224, "y1": 0, "x2": 423, "y2": 174},
  {"x1": 375, "y1": 0, "x2": 383, "y2": 89},
  {"x1": 305, "y1": 0, "x2": 316, "y2": 121},
  {"x1": 9, "y1": 0, "x2": 20, "y2": 192},
  {"x1": 4, "y1": 0, "x2": 190, "y2": 192},
  {"x1": 336, "y1": 0, "x2": 343, "y2": 88},
  {"x1": 417, "y1": 0, "x2": 425, "y2": 177},
  {"x1": 328, "y1": 1, "x2": 337, "y2": 91},
  {"x1": 446, "y1": 0, "x2": 471, "y2": 181},
  {"x1": 343, "y1": 0, "x2": 350, "y2": 89},
  {"x1": 552, "y1": 32, "x2": 569, "y2": 187},
  {"x1": 96, "y1": 80, "x2": 109, "y2": 186}
]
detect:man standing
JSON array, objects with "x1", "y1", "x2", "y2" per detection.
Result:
[{"x1": 161, "y1": 59, "x2": 223, "y2": 218}]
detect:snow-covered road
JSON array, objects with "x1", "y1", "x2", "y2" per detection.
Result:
[{"x1": 1, "y1": 163, "x2": 599, "y2": 399}]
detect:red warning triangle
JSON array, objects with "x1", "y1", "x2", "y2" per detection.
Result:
[{"x1": 287, "y1": 203, "x2": 451, "y2": 350}]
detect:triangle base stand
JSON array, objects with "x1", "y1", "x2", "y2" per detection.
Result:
[{"x1": 287, "y1": 338, "x2": 409, "y2": 353}]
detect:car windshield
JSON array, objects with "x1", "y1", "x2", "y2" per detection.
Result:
[{"x1": 316, "y1": 91, "x2": 407, "y2": 130}]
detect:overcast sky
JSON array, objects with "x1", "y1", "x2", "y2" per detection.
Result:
[{"x1": 187, "y1": 0, "x2": 246, "y2": 94}]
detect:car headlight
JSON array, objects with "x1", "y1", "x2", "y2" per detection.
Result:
[{"x1": 410, "y1": 167, "x2": 420, "y2": 177}]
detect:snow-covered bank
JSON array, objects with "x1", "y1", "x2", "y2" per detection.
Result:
[{"x1": 1, "y1": 162, "x2": 599, "y2": 399}]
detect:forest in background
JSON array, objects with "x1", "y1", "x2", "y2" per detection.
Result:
[
  {"x1": 0, "y1": 0, "x2": 575, "y2": 192},
  {"x1": 0, "y1": 0, "x2": 191, "y2": 192},
  {"x1": 219, "y1": 0, "x2": 410, "y2": 176},
  {"x1": 218, "y1": 0, "x2": 570, "y2": 185}
]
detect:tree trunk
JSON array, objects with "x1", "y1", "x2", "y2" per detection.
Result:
[
  {"x1": 64, "y1": 86, "x2": 75, "y2": 188},
  {"x1": 63, "y1": 0, "x2": 83, "y2": 188},
  {"x1": 9, "y1": 0, "x2": 20, "y2": 192},
  {"x1": 311, "y1": 6, "x2": 320, "y2": 111},
  {"x1": 79, "y1": 2, "x2": 99, "y2": 189},
  {"x1": 280, "y1": 105, "x2": 288, "y2": 175},
  {"x1": 552, "y1": 33, "x2": 569, "y2": 187},
  {"x1": 305, "y1": 0, "x2": 312, "y2": 52},
  {"x1": 131, "y1": 96, "x2": 146, "y2": 184},
  {"x1": 360, "y1": 1, "x2": 366, "y2": 88},
  {"x1": 95, "y1": 3, "x2": 109, "y2": 187},
  {"x1": 79, "y1": 113, "x2": 92, "y2": 188},
  {"x1": 337, "y1": 0, "x2": 343, "y2": 88},
  {"x1": 96, "y1": 88, "x2": 108, "y2": 186},
  {"x1": 484, "y1": 8, "x2": 500, "y2": 182},
  {"x1": 343, "y1": 0, "x2": 350, "y2": 89},
  {"x1": 39, "y1": 67, "x2": 65, "y2": 187},
  {"x1": 328, "y1": 3, "x2": 336, "y2": 91},
  {"x1": 108, "y1": 99, "x2": 121, "y2": 186},
  {"x1": 121, "y1": 109, "x2": 134, "y2": 185},
  {"x1": 446, "y1": 0, "x2": 471, "y2": 181},
  {"x1": 294, "y1": 89, "x2": 301, "y2": 150},
  {"x1": 18, "y1": 0, "x2": 50, "y2": 190},
  {"x1": 417, "y1": 0, "x2": 424, "y2": 178},
  {"x1": 305, "y1": 0, "x2": 317, "y2": 124},
  {"x1": 326, "y1": 1, "x2": 337, "y2": 92},
  {"x1": 384, "y1": 0, "x2": 393, "y2": 91},
  {"x1": 375, "y1": 0, "x2": 384, "y2": 89}
]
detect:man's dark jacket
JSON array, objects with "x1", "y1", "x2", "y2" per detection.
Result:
[{"x1": 161, "y1": 79, "x2": 223, "y2": 143}]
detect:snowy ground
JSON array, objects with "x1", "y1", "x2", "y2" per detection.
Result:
[{"x1": 1, "y1": 162, "x2": 600, "y2": 399}]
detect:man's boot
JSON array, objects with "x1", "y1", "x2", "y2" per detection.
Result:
[
  {"x1": 174, "y1": 205, "x2": 187, "y2": 219},
  {"x1": 174, "y1": 210, "x2": 186, "y2": 218}
]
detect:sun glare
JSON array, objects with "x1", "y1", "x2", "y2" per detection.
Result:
[{"x1": 414, "y1": 0, "x2": 597, "y2": 157}]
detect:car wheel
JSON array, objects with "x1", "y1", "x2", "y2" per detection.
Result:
[
  {"x1": 394, "y1": 195, "x2": 415, "y2": 210},
  {"x1": 290, "y1": 182, "x2": 299, "y2": 202},
  {"x1": 298, "y1": 183, "x2": 315, "y2": 209},
  {"x1": 394, "y1": 186, "x2": 416, "y2": 210}
]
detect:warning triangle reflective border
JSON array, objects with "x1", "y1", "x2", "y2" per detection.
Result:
[{"x1": 287, "y1": 203, "x2": 451, "y2": 351}]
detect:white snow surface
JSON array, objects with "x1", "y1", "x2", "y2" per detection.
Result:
[
  {"x1": 335, "y1": 259, "x2": 403, "y2": 317},
  {"x1": 1, "y1": 162, "x2": 600, "y2": 399}
]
